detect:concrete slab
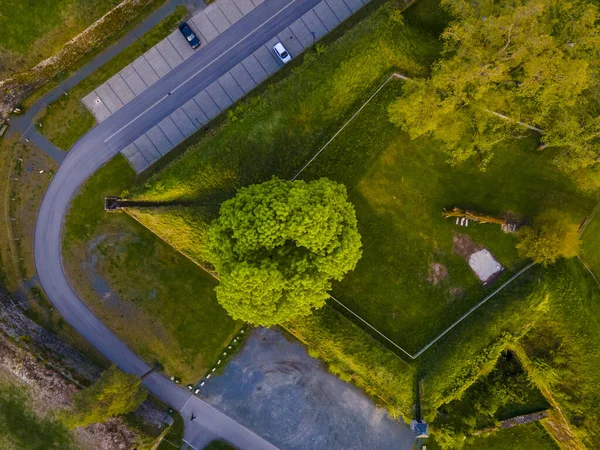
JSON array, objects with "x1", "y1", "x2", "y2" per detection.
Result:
[
  {"x1": 95, "y1": 84, "x2": 123, "y2": 114},
  {"x1": 121, "y1": 143, "x2": 149, "y2": 173},
  {"x1": 182, "y1": 98, "x2": 209, "y2": 127},
  {"x1": 132, "y1": 55, "x2": 160, "y2": 87},
  {"x1": 241, "y1": 54, "x2": 268, "y2": 84},
  {"x1": 146, "y1": 125, "x2": 173, "y2": 155},
  {"x1": 194, "y1": 90, "x2": 221, "y2": 120},
  {"x1": 170, "y1": 107, "x2": 197, "y2": 138},
  {"x1": 313, "y1": 1, "x2": 340, "y2": 31},
  {"x1": 277, "y1": 27, "x2": 304, "y2": 56},
  {"x1": 158, "y1": 116, "x2": 185, "y2": 147},
  {"x1": 191, "y1": 11, "x2": 219, "y2": 43},
  {"x1": 230, "y1": 63, "x2": 256, "y2": 93},
  {"x1": 256, "y1": 41, "x2": 281, "y2": 74},
  {"x1": 206, "y1": 5, "x2": 231, "y2": 34},
  {"x1": 301, "y1": 9, "x2": 328, "y2": 40},
  {"x1": 219, "y1": 0, "x2": 243, "y2": 24},
  {"x1": 206, "y1": 81, "x2": 233, "y2": 111},
  {"x1": 168, "y1": 30, "x2": 195, "y2": 60},
  {"x1": 134, "y1": 134, "x2": 162, "y2": 163},
  {"x1": 144, "y1": 46, "x2": 171, "y2": 78},
  {"x1": 233, "y1": 0, "x2": 255, "y2": 15},
  {"x1": 120, "y1": 65, "x2": 147, "y2": 95},
  {"x1": 218, "y1": 72, "x2": 245, "y2": 102},
  {"x1": 343, "y1": 0, "x2": 364, "y2": 12},
  {"x1": 82, "y1": 91, "x2": 112, "y2": 122},
  {"x1": 290, "y1": 18, "x2": 315, "y2": 49},
  {"x1": 155, "y1": 38, "x2": 184, "y2": 69},
  {"x1": 250, "y1": 0, "x2": 264, "y2": 6},
  {"x1": 107, "y1": 73, "x2": 135, "y2": 105},
  {"x1": 325, "y1": 0, "x2": 351, "y2": 22}
]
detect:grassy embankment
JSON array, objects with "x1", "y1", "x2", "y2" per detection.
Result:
[
  {"x1": 0, "y1": 380, "x2": 74, "y2": 450},
  {"x1": 62, "y1": 155, "x2": 242, "y2": 384},
  {"x1": 0, "y1": 135, "x2": 108, "y2": 366},
  {"x1": 0, "y1": 0, "x2": 121, "y2": 79},
  {"x1": 2, "y1": 0, "x2": 170, "y2": 112},
  {"x1": 36, "y1": 6, "x2": 187, "y2": 151}
]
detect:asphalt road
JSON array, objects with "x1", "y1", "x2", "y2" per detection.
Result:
[{"x1": 34, "y1": 0, "x2": 321, "y2": 448}]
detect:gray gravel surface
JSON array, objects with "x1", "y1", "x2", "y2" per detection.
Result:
[{"x1": 202, "y1": 328, "x2": 415, "y2": 450}]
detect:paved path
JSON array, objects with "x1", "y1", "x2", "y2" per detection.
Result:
[
  {"x1": 10, "y1": 0, "x2": 207, "y2": 161},
  {"x1": 33, "y1": 0, "x2": 336, "y2": 448}
]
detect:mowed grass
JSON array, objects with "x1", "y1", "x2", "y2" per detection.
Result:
[
  {"x1": 37, "y1": 7, "x2": 187, "y2": 151},
  {"x1": 63, "y1": 156, "x2": 241, "y2": 383},
  {"x1": 0, "y1": 0, "x2": 120, "y2": 77},
  {"x1": 300, "y1": 81, "x2": 598, "y2": 353},
  {"x1": 130, "y1": 0, "x2": 597, "y2": 355},
  {"x1": 461, "y1": 423, "x2": 559, "y2": 450}
]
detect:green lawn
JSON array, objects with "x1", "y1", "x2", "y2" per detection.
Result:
[
  {"x1": 63, "y1": 156, "x2": 241, "y2": 383},
  {"x1": 462, "y1": 423, "x2": 559, "y2": 450},
  {"x1": 0, "y1": 378, "x2": 74, "y2": 450},
  {"x1": 37, "y1": 6, "x2": 187, "y2": 151},
  {"x1": 0, "y1": 0, "x2": 120, "y2": 77},
  {"x1": 299, "y1": 81, "x2": 597, "y2": 353}
]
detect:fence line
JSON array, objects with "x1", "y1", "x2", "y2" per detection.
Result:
[
  {"x1": 328, "y1": 294, "x2": 416, "y2": 359},
  {"x1": 412, "y1": 262, "x2": 535, "y2": 358},
  {"x1": 291, "y1": 73, "x2": 399, "y2": 181}
]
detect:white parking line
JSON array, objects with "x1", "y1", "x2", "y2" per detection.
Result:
[{"x1": 105, "y1": 0, "x2": 297, "y2": 143}]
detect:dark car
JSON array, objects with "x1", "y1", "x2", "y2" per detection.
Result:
[{"x1": 179, "y1": 22, "x2": 200, "y2": 49}]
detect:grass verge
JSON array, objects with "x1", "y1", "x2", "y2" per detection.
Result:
[{"x1": 63, "y1": 155, "x2": 241, "y2": 383}]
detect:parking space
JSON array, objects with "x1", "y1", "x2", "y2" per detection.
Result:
[
  {"x1": 313, "y1": 1, "x2": 340, "y2": 31},
  {"x1": 80, "y1": 0, "x2": 372, "y2": 172},
  {"x1": 277, "y1": 27, "x2": 305, "y2": 56}
]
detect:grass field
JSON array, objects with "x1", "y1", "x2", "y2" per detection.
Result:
[
  {"x1": 130, "y1": 21, "x2": 596, "y2": 356},
  {"x1": 37, "y1": 6, "x2": 187, "y2": 151},
  {"x1": 460, "y1": 422, "x2": 559, "y2": 450},
  {"x1": 298, "y1": 81, "x2": 597, "y2": 353},
  {"x1": 0, "y1": 373, "x2": 74, "y2": 450},
  {"x1": 0, "y1": 0, "x2": 120, "y2": 78},
  {"x1": 63, "y1": 156, "x2": 241, "y2": 383}
]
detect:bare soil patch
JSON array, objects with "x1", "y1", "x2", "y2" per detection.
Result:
[{"x1": 427, "y1": 262, "x2": 448, "y2": 285}]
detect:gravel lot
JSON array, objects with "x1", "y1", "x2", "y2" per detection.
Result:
[{"x1": 201, "y1": 327, "x2": 414, "y2": 449}]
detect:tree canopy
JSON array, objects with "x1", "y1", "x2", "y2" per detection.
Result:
[
  {"x1": 389, "y1": 0, "x2": 600, "y2": 189},
  {"x1": 207, "y1": 178, "x2": 362, "y2": 326},
  {"x1": 64, "y1": 365, "x2": 147, "y2": 428},
  {"x1": 516, "y1": 209, "x2": 581, "y2": 265}
]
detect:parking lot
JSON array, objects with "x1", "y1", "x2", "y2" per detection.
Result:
[{"x1": 82, "y1": 0, "x2": 372, "y2": 173}]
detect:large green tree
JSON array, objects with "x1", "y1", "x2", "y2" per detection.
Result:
[
  {"x1": 207, "y1": 178, "x2": 362, "y2": 326},
  {"x1": 516, "y1": 209, "x2": 581, "y2": 265},
  {"x1": 64, "y1": 365, "x2": 147, "y2": 428},
  {"x1": 389, "y1": 0, "x2": 600, "y2": 189}
]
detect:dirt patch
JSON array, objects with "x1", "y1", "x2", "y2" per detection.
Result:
[
  {"x1": 427, "y1": 262, "x2": 448, "y2": 285},
  {"x1": 452, "y1": 233, "x2": 483, "y2": 258}
]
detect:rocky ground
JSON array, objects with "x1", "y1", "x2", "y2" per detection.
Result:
[{"x1": 0, "y1": 287, "x2": 166, "y2": 449}]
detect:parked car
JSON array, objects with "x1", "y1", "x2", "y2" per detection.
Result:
[
  {"x1": 179, "y1": 22, "x2": 201, "y2": 49},
  {"x1": 273, "y1": 42, "x2": 291, "y2": 63}
]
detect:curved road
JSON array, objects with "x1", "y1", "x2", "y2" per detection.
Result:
[{"x1": 34, "y1": 0, "x2": 320, "y2": 448}]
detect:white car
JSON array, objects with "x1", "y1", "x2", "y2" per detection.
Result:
[{"x1": 273, "y1": 42, "x2": 292, "y2": 64}]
